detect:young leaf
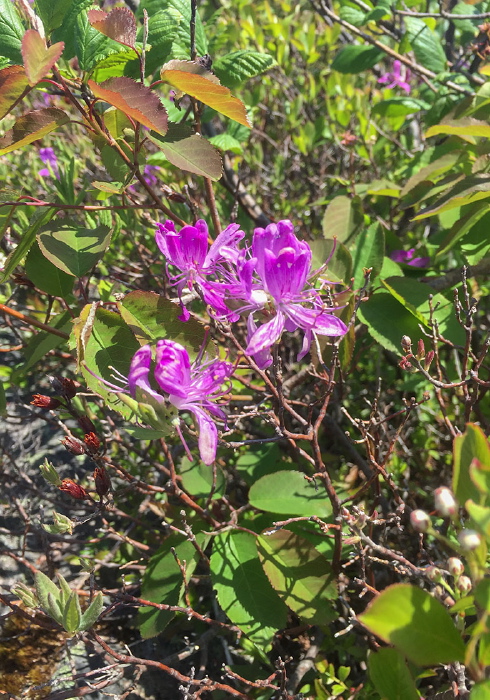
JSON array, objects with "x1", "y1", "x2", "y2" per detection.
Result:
[
  {"x1": 21, "y1": 30, "x2": 64, "y2": 86},
  {"x1": 0, "y1": 108, "x2": 69, "y2": 156},
  {"x1": 92, "y1": 50, "x2": 139, "y2": 82},
  {"x1": 62, "y1": 591, "x2": 82, "y2": 633},
  {"x1": 248, "y1": 470, "x2": 333, "y2": 517},
  {"x1": 88, "y1": 8, "x2": 137, "y2": 49},
  {"x1": 47, "y1": 591, "x2": 64, "y2": 625},
  {"x1": 257, "y1": 530, "x2": 338, "y2": 625},
  {"x1": 0, "y1": 0, "x2": 24, "y2": 64},
  {"x1": 213, "y1": 50, "x2": 275, "y2": 88},
  {"x1": 160, "y1": 60, "x2": 251, "y2": 127},
  {"x1": 80, "y1": 591, "x2": 104, "y2": 631},
  {"x1": 0, "y1": 65, "x2": 29, "y2": 121},
  {"x1": 358, "y1": 583, "x2": 465, "y2": 665},
  {"x1": 210, "y1": 530, "x2": 288, "y2": 647},
  {"x1": 35, "y1": 571, "x2": 62, "y2": 622},
  {"x1": 75, "y1": 10, "x2": 121, "y2": 72},
  {"x1": 56, "y1": 573, "x2": 72, "y2": 607},
  {"x1": 146, "y1": 127, "x2": 222, "y2": 180},
  {"x1": 37, "y1": 221, "x2": 112, "y2": 277},
  {"x1": 88, "y1": 77, "x2": 168, "y2": 134},
  {"x1": 368, "y1": 648, "x2": 420, "y2": 700}
]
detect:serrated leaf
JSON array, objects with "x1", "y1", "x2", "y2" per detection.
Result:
[
  {"x1": 63, "y1": 591, "x2": 82, "y2": 633},
  {"x1": 338, "y1": 6, "x2": 367, "y2": 26},
  {"x1": 404, "y1": 17, "x2": 447, "y2": 73},
  {"x1": 332, "y1": 45, "x2": 384, "y2": 74},
  {"x1": 88, "y1": 77, "x2": 168, "y2": 134},
  {"x1": 21, "y1": 30, "x2": 64, "y2": 86},
  {"x1": 249, "y1": 470, "x2": 333, "y2": 517},
  {"x1": 0, "y1": 108, "x2": 69, "y2": 155},
  {"x1": 146, "y1": 127, "x2": 222, "y2": 180},
  {"x1": 54, "y1": 0, "x2": 100, "y2": 60},
  {"x1": 257, "y1": 530, "x2": 337, "y2": 625},
  {"x1": 0, "y1": 0, "x2": 24, "y2": 63},
  {"x1": 36, "y1": 0, "x2": 72, "y2": 33},
  {"x1": 37, "y1": 221, "x2": 112, "y2": 277},
  {"x1": 92, "y1": 50, "x2": 138, "y2": 81},
  {"x1": 80, "y1": 592, "x2": 104, "y2": 631},
  {"x1": 75, "y1": 11, "x2": 123, "y2": 73},
  {"x1": 368, "y1": 648, "x2": 420, "y2": 700},
  {"x1": 210, "y1": 531, "x2": 288, "y2": 647},
  {"x1": 213, "y1": 50, "x2": 275, "y2": 88},
  {"x1": 160, "y1": 60, "x2": 251, "y2": 127},
  {"x1": 0, "y1": 65, "x2": 29, "y2": 121},
  {"x1": 88, "y1": 8, "x2": 137, "y2": 49},
  {"x1": 359, "y1": 584, "x2": 465, "y2": 665}
]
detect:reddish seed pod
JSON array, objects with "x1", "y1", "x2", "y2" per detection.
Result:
[
  {"x1": 78, "y1": 415, "x2": 97, "y2": 434},
  {"x1": 31, "y1": 394, "x2": 61, "y2": 410},
  {"x1": 61, "y1": 436, "x2": 86, "y2": 455},
  {"x1": 59, "y1": 478, "x2": 89, "y2": 500},
  {"x1": 84, "y1": 432, "x2": 101, "y2": 455},
  {"x1": 93, "y1": 466, "x2": 111, "y2": 497}
]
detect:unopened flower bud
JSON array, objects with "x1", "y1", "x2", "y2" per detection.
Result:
[
  {"x1": 447, "y1": 557, "x2": 464, "y2": 577},
  {"x1": 424, "y1": 350, "x2": 435, "y2": 370},
  {"x1": 410, "y1": 509, "x2": 431, "y2": 532},
  {"x1": 458, "y1": 529, "x2": 482, "y2": 551},
  {"x1": 39, "y1": 458, "x2": 62, "y2": 486},
  {"x1": 84, "y1": 432, "x2": 101, "y2": 455},
  {"x1": 78, "y1": 415, "x2": 97, "y2": 434},
  {"x1": 401, "y1": 335, "x2": 412, "y2": 352},
  {"x1": 426, "y1": 566, "x2": 442, "y2": 582},
  {"x1": 93, "y1": 466, "x2": 111, "y2": 497},
  {"x1": 434, "y1": 487, "x2": 458, "y2": 517},
  {"x1": 417, "y1": 338, "x2": 425, "y2": 359},
  {"x1": 61, "y1": 436, "x2": 86, "y2": 455},
  {"x1": 399, "y1": 356, "x2": 413, "y2": 370},
  {"x1": 11, "y1": 583, "x2": 38, "y2": 609},
  {"x1": 59, "y1": 478, "x2": 88, "y2": 500},
  {"x1": 31, "y1": 394, "x2": 61, "y2": 410},
  {"x1": 456, "y1": 575, "x2": 472, "y2": 594}
]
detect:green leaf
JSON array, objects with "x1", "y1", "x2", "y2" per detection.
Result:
[
  {"x1": 153, "y1": 0, "x2": 207, "y2": 59},
  {"x1": 310, "y1": 239, "x2": 352, "y2": 285},
  {"x1": 0, "y1": 0, "x2": 24, "y2": 63},
  {"x1": 234, "y1": 443, "x2": 286, "y2": 486},
  {"x1": 51, "y1": 0, "x2": 94, "y2": 59},
  {"x1": 404, "y1": 17, "x2": 446, "y2": 73},
  {"x1": 16, "y1": 312, "x2": 71, "y2": 375},
  {"x1": 56, "y1": 574, "x2": 72, "y2": 607},
  {"x1": 322, "y1": 195, "x2": 362, "y2": 243},
  {"x1": 257, "y1": 530, "x2": 337, "y2": 625},
  {"x1": 92, "y1": 50, "x2": 138, "y2": 82},
  {"x1": 358, "y1": 291, "x2": 428, "y2": 354},
  {"x1": 138, "y1": 536, "x2": 204, "y2": 638},
  {"x1": 426, "y1": 118, "x2": 490, "y2": 140},
  {"x1": 37, "y1": 221, "x2": 112, "y2": 277},
  {"x1": 62, "y1": 591, "x2": 82, "y2": 633},
  {"x1": 0, "y1": 206, "x2": 55, "y2": 283},
  {"x1": 213, "y1": 50, "x2": 276, "y2": 88},
  {"x1": 47, "y1": 591, "x2": 64, "y2": 624},
  {"x1": 35, "y1": 572, "x2": 61, "y2": 618},
  {"x1": 0, "y1": 108, "x2": 69, "y2": 155},
  {"x1": 331, "y1": 45, "x2": 384, "y2": 74},
  {"x1": 466, "y1": 501, "x2": 490, "y2": 537},
  {"x1": 25, "y1": 241, "x2": 74, "y2": 296},
  {"x1": 400, "y1": 153, "x2": 462, "y2": 198},
  {"x1": 368, "y1": 648, "x2": 420, "y2": 700},
  {"x1": 80, "y1": 592, "x2": 104, "y2": 631},
  {"x1": 352, "y1": 223, "x2": 385, "y2": 288},
  {"x1": 470, "y1": 681, "x2": 490, "y2": 700},
  {"x1": 373, "y1": 97, "x2": 429, "y2": 118},
  {"x1": 435, "y1": 204, "x2": 489, "y2": 259},
  {"x1": 358, "y1": 583, "x2": 465, "y2": 665},
  {"x1": 180, "y1": 457, "x2": 225, "y2": 499},
  {"x1": 210, "y1": 531, "x2": 288, "y2": 647},
  {"x1": 118, "y1": 290, "x2": 213, "y2": 358},
  {"x1": 249, "y1": 470, "x2": 333, "y2": 517},
  {"x1": 147, "y1": 125, "x2": 223, "y2": 180},
  {"x1": 0, "y1": 381, "x2": 6, "y2": 417},
  {"x1": 79, "y1": 306, "x2": 140, "y2": 419},
  {"x1": 75, "y1": 11, "x2": 122, "y2": 72},
  {"x1": 338, "y1": 6, "x2": 367, "y2": 26},
  {"x1": 453, "y1": 424, "x2": 490, "y2": 506},
  {"x1": 36, "y1": 0, "x2": 72, "y2": 33},
  {"x1": 413, "y1": 174, "x2": 490, "y2": 220},
  {"x1": 208, "y1": 132, "x2": 243, "y2": 154}
]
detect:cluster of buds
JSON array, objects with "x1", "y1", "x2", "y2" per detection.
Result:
[
  {"x1": 31, "y1": 377, "x2": 79, "y2": 410},
  {"x1": 399, "y1": 336, "x2": 434, "y2": 372},
  {"x1": 61, "y1": 432, "x2": 102, "y2": 457}
]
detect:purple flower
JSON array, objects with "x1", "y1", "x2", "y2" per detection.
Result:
[
  {"x1": 39, "y1": 147, "x2": 59, "y2": 179},
  {"x1": 143, "y1": 164, "x2": 160, "y2": 188},
  {"x1": 378, "y1": 60, "x2": 411, "y2": 94},
  {"x1": 390, "y1": 248, "x2": 430, "y2": 268},
  {"x1": 231, "y1": 221, "x2": 348, "y2": 368},
  {"x1": 155, "y1": 219, "x2": 244, "y2": 320}
]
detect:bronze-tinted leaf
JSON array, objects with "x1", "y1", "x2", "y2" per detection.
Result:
[
  {"x1": 88, "y1": 77, "x2": 168, "y2": 135},
  {"x1": 0, "y1": 65, "x2": 29, "y2": 120},
  {"x1": 0, "y1": 108, "x2": 69, "y2": 155},
  {"x1": 87, "y1": 7, "x2": 137, "y2": 49},
  {"x1": 160, "y1": 59, "x2": 250, "y2": 127},
  {"x1": 21, "y1": 30, "x2": 64, "y2": 87}
]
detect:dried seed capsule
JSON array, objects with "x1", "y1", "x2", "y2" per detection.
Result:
[
  {"x1": 61, "y1": 436, "x2": 86, "y2": 455},
  {"x1": 31, "y1": 394, "x2": 61, "y2": 410},
  {"x1": 59, "y1": 479, "x2": 89, "y2": 500},
  {"x1": 93, "y1": 466, "x2": 111, "y2": 497}
]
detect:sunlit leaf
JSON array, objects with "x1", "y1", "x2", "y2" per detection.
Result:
[
  {"x1": 37, "y1": 221, "x2": 112, "y2": 277},
  {"x1": 0, "y1": 108, "x2": 69, "y2": 156},
  {"x1": 368, "y1": 648, "x2": 420, "y2": 700},
  {"x1": 146, "y1": 126, "x2": 222, "y2": 180},
  {"x1": 21, "y1": 30, "x2": 64, "y2": 87},
  {"x1": 249, "y1": 470, "x2": 333, "y2": 517},
  {"x1": 88, "y1": 77, "x2": 168, "y2": 134},
  {"x1": 0, "y1": 65, "x2": 29, "y2": 120},
  {"x1": 0, "y1": 0, "x2": 24, "y2": 64},
  {"x1": 88, "y1": 7, "x2": 137, "y2": 49}
]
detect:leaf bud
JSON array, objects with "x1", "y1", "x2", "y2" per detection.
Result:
[
  {"x1": 447, "y1": 557, "x2": 464, "y2": 577},
  {"x1": 93, "y1": 466, "x2": 111, "y2": 497},
  {"x1": 426, "y1": 566, "x2": 442, "y2": 582},
  {"x1": 59, "y1": 478, "x2": 89, "y2": 500},
  {"x1": 84, "y1": 432, "x2": 101, "y2": 455},
  {"x1": 416, "y1": 338, "x2": 425, "y2": 359},
  {"x1": 61, "y1": 436, "x2": 86, "y2": 455},
  {"x1": 458, "y1": 529, "x2": 482, "y2": 551},
  {"x1": 39, "y1": 459, "x2": 62, "y2": 486},
  {"x1": 424, "y1": 350, "x2": 435, "y2": 370},
  {"x1": 410, "y1": 509, "x2": 431, "y2": 532},
  {"x1": 11, "y1": 583, "x2": 39, "y2": 609},
  {"x1": 434, "y1": 487, "x2": 458, "y2": 518},
  {"x1": 43, "y1": 511, "x2": 74, "y2": 535},
  {"x1": 31, "y1": 394, "x2": 61, "y2": 410},
  {"x1": 456, "y1": 575, "x2": 472, "y2": 594},
  {"x1": 401, "y1": 335, "x2": 412, "y2": 352}
]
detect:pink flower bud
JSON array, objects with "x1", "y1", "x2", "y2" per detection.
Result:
[
  {"x1": 458, "y1": 529, "x2": 482, "y2": 551},
  {"x1": 434, "y1": 487, "x2": 458, "y2": 517},
  {"x1": 410, "y1": 509, "x2": 431, "y2": 532},
  {"x1": 447, "y1": 557, "x2": 464, "y2": 577},
  {"x1": 426, "y1": 566, "x2": 442, "y2": 582},
  {"x1": 456, "y1": 575, "x2": 472, "y2": 594}
]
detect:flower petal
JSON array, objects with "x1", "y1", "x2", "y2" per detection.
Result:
[
  {"x1": 128, "y1": 345, "x2": 164, "y2": 402},
  {"x1": 285, "y1": 304, "x2": 348, "y2": 337},
  {"x1": 205, "y1": 223, "x2": 244, "y2": 267},
  {"x1": 245, "y1": 310, "x2": 285, "y2": 356},
  {"x1": 190, "y1": 405, "x2": 218, "y2": 464},
  {"x1": 154, "y1": 339, "x2": 191, "y2": 398}
]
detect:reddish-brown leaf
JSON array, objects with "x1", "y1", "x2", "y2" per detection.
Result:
[
  {"x1": 0, "y1": 108, "x2": 69, "y2": 155},
  {"x1": 21, "y1": 30, "x2": 64, "y2": 87},
  {"x1": 0, "y1": 65, "x2": 29, "y2": 120},
  {"x1": 87, "y1": 7, "x2": 137, "y2": 49},
  {"x1": 88, "y1": 77, "x2": 168, "y2": 135},
  {"x1": 160, "y1": 60, "x2": 250, "y2": 127}
]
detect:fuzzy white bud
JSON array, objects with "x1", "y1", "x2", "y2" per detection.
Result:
[
  {"x1": 456, "y1": 575, "x2": 472, "y2": 594},
  {"x1": 434, "y1": 487, "x2": 458, "y2": 517},
  {"x1": 426, "y1": 566, "x2": 442, "y2": 582},
  {"x1": 447, "y1": 557, "x2": 464, "y2": 577},
  {"x1": 458, "y1": 529, "x2": 482, "y2": 551},
  {"x1": 410, "y1": 510, "x2": 431, "y2": 532}
]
